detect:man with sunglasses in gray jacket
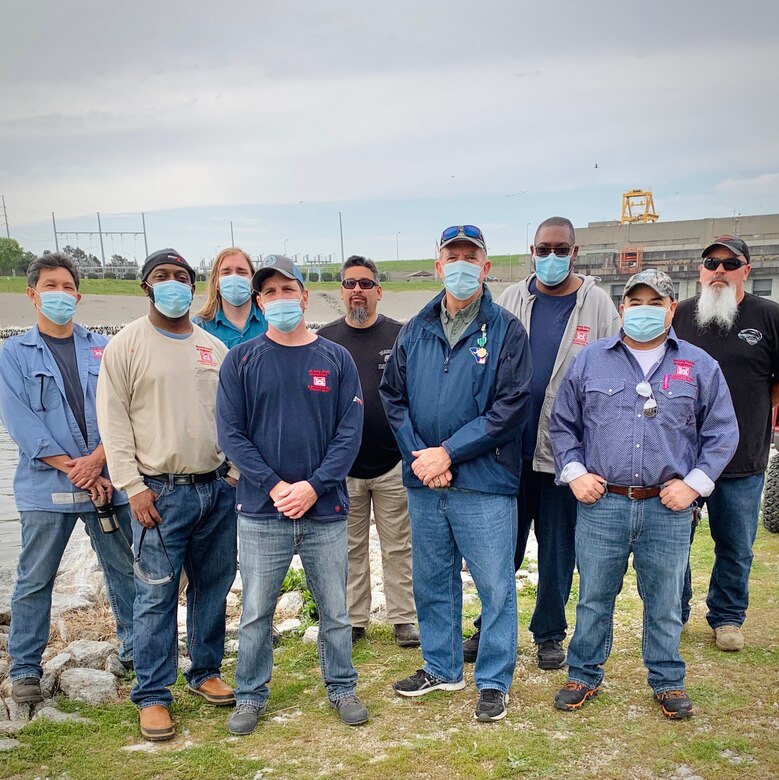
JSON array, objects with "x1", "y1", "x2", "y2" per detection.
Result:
[{"x1": 463, "y1": 216, "x2": 620, "y2": 670}]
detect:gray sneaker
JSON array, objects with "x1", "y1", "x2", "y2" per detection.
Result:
[
  {"x1": 330, "y1": 694, "x2": 369, "y2": 726},
  {"x1": 11, "y1": 677, "x2": 43, "y2": 704},
  {"x1": 228, "y1": 701, "x2": 267, "y2": 735}
]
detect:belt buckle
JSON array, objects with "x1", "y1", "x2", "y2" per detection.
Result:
[{"x1": 627, "y1": 486, "x2": 637, "y2": 500}]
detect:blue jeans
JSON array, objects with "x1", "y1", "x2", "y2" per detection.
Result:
[
  {"x1": 234, "y1": 514, "x2": 357, "y2": 705},
  {"x1": 130, "y1": 477, "x2": 237, "y2": 709},
  {"x1": 408, "y1": 488, "x2": 517, "y2": 694},
  {"x1": 9, "y1": 505, "x2": 135, "y2": 681},
  {"x1": 681, "y1": 474, "x2": 763, "y2": 628},
  {"x1": 567, "y1": 494, "x2": 690, "y2": 694}
]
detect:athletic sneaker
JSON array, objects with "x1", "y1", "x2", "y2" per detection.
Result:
[
  {"x1": 536, "y1": 640, "x2": 566, "y2": 670},
  {"x1": 654, "y1": 690, "x2": 693, "y2": 720},
  {"x1": 554, "y1": 681, "x2": 599, "y2": 711},
  {"x1": 474, "y1": 689, "x2": 509, "y2": 722},
  {"x1": 393, "y1": 669, "x2": 466, "y2": 698},
  {"x1": 228, "y1": 701, "x2": 267, "y2": 735}
]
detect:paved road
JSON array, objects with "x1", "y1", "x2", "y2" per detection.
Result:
[{"x1": 0, "y1": 422, "x2": 21, "y2": 567}]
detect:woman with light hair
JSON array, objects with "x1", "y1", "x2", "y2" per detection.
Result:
[{"x1": 193, "y1": 248, "x2": 266, "y2": 347}]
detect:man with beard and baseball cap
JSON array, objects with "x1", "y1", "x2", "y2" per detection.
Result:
[
  {"x1": 97, "y1": 248, "x2": 239, "y2": 741},
  {"x1": 673, "y1": 236, "x2": 779, "y2": 652}
]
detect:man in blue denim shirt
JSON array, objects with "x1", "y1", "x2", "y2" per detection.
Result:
[
  {"x1": 0, "y1": 253, "x2": 135, "y2": 706},
  {"x1": 550, "y1": 269, "x2": 738, "y2": 720}
]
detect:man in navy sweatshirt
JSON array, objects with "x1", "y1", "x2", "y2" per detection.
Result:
[{"x1": 216, "y1": 255, "x2": 367, "y2": 735}]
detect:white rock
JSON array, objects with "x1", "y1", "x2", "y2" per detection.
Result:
[
  {"x1": 230, "y1": 571, "x2": 243, "y2": 593},
  {"x1": 33, "y1": 706, "x2": 92, "y2": 724},
  {"x1": 59, "y1": 668, "x2": 118, "y2": 705},
  {"x1": 369, "y1": 588, "x2": 386, "y2": 619},
  {"x1": 224, "y1": 639, "x2": 239, "y2": 654},
  {"x1": 276, "y1": 618, "x2": 302, "y2": 634},
  {"x1": 105, "y1": 654, "x2": 128, "y2": 677},
  {"x1": 177, "y1": 605, "x2": 188, "y2": 631},
  {"x1": 0, "y1": 633, "x2": 7, "y2": 651},
  {"x1": 461, "y1": 573, "x2": 475, "y2": 589},
  {"x1": 66, "y1": 640, "x2": 116, "y2": 669},
  {"x1": 289, "y1": 555, "x2": 304, "y2": 571},
  {"x1": 226, "y1": 592, "x2": 240, "y2": 608},
  {"x1": 0, "y1": 658, "x2": 8, "y2": 682},
  {"x1": 0, "y1": 567, "x2": 16, "y2": 624},
  {"x1": 462, "y1": 593, "x2": 480, "y2": 608},
  {"x1": 0, "y1": 696, "x2": 7, "y2": 720},
  {"x1": 226, "y1": 619, "x2": 241, "y2": 635},
  {"x1": 276, "y1": 591, "x2": 303, "y2": 619},
  {"x1": 40, "y1": 672, "x2": 58, "y2": 699},
  {"x1": 0, "y1": 720, "x2": 26, "y2": 735},
  {"x1": 178, "y1": 657, "x2": 192, "y2": 674},
  {"x1": 43, "y1": 652, "x2": 74, "y2": 678},
  {"x1": 0, "y1": 738, "x2": 20, "y2": 751},
  {"x1": 302, "y1": 626, "x2": 319, "y2": 644},
  {"x1": 4, "y1": 696, "x2": 31, "y2": 723},
  {"x1": 56, "y1": 618, "x2": 70, "y2": 643}
]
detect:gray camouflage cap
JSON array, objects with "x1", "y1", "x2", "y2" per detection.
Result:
[{"x1": 623, "y1": 268, "x2": 675, "y2": 300}]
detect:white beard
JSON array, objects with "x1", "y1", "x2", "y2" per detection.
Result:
[{"x1": 695, "y1": 281, "x2": 739, "y2": 331}]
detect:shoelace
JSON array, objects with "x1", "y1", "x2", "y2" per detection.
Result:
[
  {"x1": 561, "y1": 681, "x2": 588, "y2": 691},
  {"x1": 657, "y1": 690, "x2": 686, "y2": 700}
]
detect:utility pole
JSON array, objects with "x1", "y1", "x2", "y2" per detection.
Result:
[
  {"x1": 96, "y1": 212, "x2": 106, "y2": 269},
  {"x1": 230, "y1": 221, "x2": 235, "y2": 246},
  {"x1": 338, "y1": 211, "x2": 345, "y2": 265},
  {"x1": 141, "y1": 212, "x2": 149, "y2": 256},
  {"x1": 1, "y1": 196, "x2": 9, "y2": 239},
  {"x1": 52, "y1": 212, "x2": 59, "y2": 252}
]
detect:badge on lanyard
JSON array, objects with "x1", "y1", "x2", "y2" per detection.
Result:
[{"x1": 469, "y1": 324, "x2": 489, "y2": 364}]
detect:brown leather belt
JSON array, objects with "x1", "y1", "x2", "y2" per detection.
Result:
[{"x1": 606, "y1": 484, "x2": 663, "y2": 500}]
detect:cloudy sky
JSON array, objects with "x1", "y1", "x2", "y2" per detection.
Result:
[{"x1": 1, "y1": 0, "x2": 778, "y2": 264}]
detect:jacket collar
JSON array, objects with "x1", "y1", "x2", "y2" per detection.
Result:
[
  {"x1": 603, "y1": 327, "x2": 681, "y2": 352},
  {"x1": 19, "y1": 322, "x2": 91, "y2": 346}
]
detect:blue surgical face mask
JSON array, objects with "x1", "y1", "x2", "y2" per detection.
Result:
[
  {"x1": 534, "y1": 254, "x2": 572, "y2": 287},
  {"x1": 443, "y1": 260, "x2": 482, "y2": 300},
  {"x1": 264, "y1": 298, "x2": 304, "y2": 332},
  {"x1": 37, "y1": 291, "x2": 77, "y2": 325},
  {"x1": 149, "y1": 280, "x2": 193, "y2": 319},
  {"x1": 622, "y1": 305, "x2": 670, "y2": 342},
  {"x1": 219, "y1": 274, "x2": 252, "y2": 306}
]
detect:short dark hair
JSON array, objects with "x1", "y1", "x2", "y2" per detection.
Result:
[
  {"x1": 342, "y1": 255, "x2": 379, "y2": 283},
  {"x1": 26, "y1": 252, "x2": 80, "y2": 290},
  {"x1": 534, "y1": 216, "x2": 576, "y2": 245}
]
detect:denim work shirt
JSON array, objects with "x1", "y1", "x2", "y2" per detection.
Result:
[
  {"x1": 193, "y1": 304, "x2": 267, "y2": 349},
  {"x1": 549, "y1": 329, "x2": 739, "y2": 492},
  {"x1": 0, "y1": 324, "x2": 128, "y2": 512}
]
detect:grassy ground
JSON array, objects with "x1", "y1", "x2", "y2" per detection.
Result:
[{"x1": 2, "y1": 520, "x2": 777, "y2": 780}]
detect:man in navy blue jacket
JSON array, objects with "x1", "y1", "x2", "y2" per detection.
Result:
[
  {"x1": 216, "y1": 255, "x2": 367, "y2": 735},
  {"x1": 380, "y1": 225, "x2": 532, "y2": 722}
]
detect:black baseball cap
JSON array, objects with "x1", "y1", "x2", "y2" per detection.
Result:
[
  {"x1": 140, "y1": 248, "x2": 196, "y2": 282},
  {"x1": 252, "y1": 255, "x2": 305, "y2": 292},
  {"x1": 701, "y1": 235, "x2": 751, "y2": 263}
]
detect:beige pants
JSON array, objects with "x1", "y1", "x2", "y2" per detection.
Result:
[{"x1": 346, "y1": 461, "x2": 416, "y2": 628}]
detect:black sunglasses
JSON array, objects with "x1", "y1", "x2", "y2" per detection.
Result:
[
  {"x1": 342, "y1": 278, "x2": 379, "y2": 290},
  {"x1": 535, "y1": 245, "x2": 573, "y2": 258},
  {"x1": 702, "y1": 257, "x2": 746, "y2": 272},
  {"x1": 440, "y1": 225, "x2": 484, "y2": 244},
  {"x1": 133, "y1": 523, "x2": 176, "y2": 586}
]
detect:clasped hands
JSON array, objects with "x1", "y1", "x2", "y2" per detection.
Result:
[{"x1": 411, "y1": 446, "x2": 453, "y2": 490}]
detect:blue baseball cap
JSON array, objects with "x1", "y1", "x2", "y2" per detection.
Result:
[{"x1": 252, "y1": 255, "x2": 305, "y2": 292}]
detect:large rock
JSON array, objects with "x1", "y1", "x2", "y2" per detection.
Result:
[
  {"x1": 0, "y1": 720, "x2": 27, "y2": 735},
  {"x1": 276, "y1": 591, "x2": 303, "y2": 619},
  {"x1": 0, "y1": 567, "x2": 15, "y2": 624},
  {"x1": 43, "y1": 651, "x2": 75, "y2": 675},
  {"x1": 33, "y1": 706, "x2": 92, "y2": 724},
  {"x1": 59, "y1": 668, "x2": 119, "y2": 705},
  {"x1": 66, "y1": 640, "x2": 115, "y2": 669},
  {"x1": 276, "y1": 618, "x2": 302, "y2": 634},
  {"x1": 0, "y1": 738, "x2": 20, "y2": 751},
  {"x1": 302, "y1": 626, "x2": 319, "y2": 645}
]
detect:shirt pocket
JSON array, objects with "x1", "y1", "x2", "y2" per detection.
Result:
[
  {"x1": 195, "y1": 364, "x2": 220, "y2": 407},
  {"x1": 583, "y1": 379, "x2": 626, "y2": 425},
  {"x1": 26, "y1": 370, "x2": 62, "y2": 413},
  {"x1": 657, "y1": 382, "x2": 697, "y2": 428}
]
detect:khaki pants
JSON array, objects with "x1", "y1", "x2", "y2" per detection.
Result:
[{"x1": 346, "y1": 462, "x2": 416, "y2": 628}]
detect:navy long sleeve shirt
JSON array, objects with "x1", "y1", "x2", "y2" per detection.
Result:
[{"x1": 216, "y1": 334, "x2": 364, "y2": 522}]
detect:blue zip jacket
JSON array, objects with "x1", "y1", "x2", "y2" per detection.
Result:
[
  {"x1": 379, "y1": 287, "x2": 532, "y2": 495},
  {"x1": 0, "y1": 324, "x2": 128, "y2": 512}
]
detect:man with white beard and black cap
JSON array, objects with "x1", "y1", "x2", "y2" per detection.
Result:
[{"x1": 673, "y1": 235, "x2": 779, "y2": 652}]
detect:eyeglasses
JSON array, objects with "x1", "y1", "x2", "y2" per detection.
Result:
[
  {"x1": 133, "y1": 523, "x2": 176, "y2": 586},
  {"x1": 440, "y1": 225, "x2": 485, "y2": 244},
  {"x1": 342, "y1": 278, "x2": 379, "y2": 290},
  {"x1": 702, "y1": 257, "x2": 746, "y2": 272},
  {"x1": 636, "y1": 381, "x2": 658, "y2": 418},
  {"x1": 535, "y1": 245, "x2": 573, "y2": 258}
]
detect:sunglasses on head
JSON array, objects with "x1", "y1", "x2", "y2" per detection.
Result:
[
  {"x1": 342, "y1": 278, "x2": 379, "y2": 290},
  {"x1": 535, "y1": 245, "x2": 573, "y2": 258},
  {"x1": 702, "y1": 257, "x2": 746, "y2": 272},
  {"x1": 133, "y1": 523, "x2": 176, "y2": 586},
  {"x1": 440, "y1": 225, "x2": 484, "y2": 244}
]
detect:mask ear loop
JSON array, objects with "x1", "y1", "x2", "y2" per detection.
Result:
[{"x1": 134, "y1": 523, "x2": 176, "y2": 586}]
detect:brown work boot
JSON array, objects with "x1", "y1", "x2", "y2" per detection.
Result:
[
  {"x1": 393, "y1": 623, "x2": 421, "y2": 648},
  {"x1": 139, "y1": 705, "x2": 175, "y2": 741},
  {"x1": 713, "y1": 625, "x2": 745, "y2": 652},
  {"x1": 187, "y1": 676, "x2": 236, "y2": 706}
]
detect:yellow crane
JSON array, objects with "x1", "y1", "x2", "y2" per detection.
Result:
[{"x1": 621, "y1": 190, "x2": 659, "y2": 224}]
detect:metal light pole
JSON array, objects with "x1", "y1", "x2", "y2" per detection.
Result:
[
  {"x1": 96, "y1": 212, "x2": 106, "y2": 269},
  {"x1": 396, "y1": 232, "x2": 400, "y2": 262},
  {"x1": 338, "y1": 211, "x2": 345, "y2": 264},
  {"x1": 1, "y1": 196, "x2": 9, "y2": 239},
  {"x1": 230, "y1": 221, "x2": 235, "y2": 246},
  {"x1": 284, "y1": 238, "x2": 289, "y2": 255}
]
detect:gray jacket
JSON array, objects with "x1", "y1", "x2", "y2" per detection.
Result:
[{"x1": 496, "y1": 274, "x2": 621, "y2": 473}]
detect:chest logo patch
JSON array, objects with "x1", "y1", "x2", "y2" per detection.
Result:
[
  {"x1": 573, "y1": 325, "x2": 590, "y2": 346},
  {"x1": 309, "y1": 369, "x2": 330, "y2": 392},
  {"x1": 196, "y1": 346, "x2": 217, "y2": 366},
  {"x1": 662, "y1": 359, "x2": 695, "y2": 390},
  {"x1": 378, "y1": 349, "x2": 391, "y2": 370},
  {"x1": 738, "y1": 329, "x2": 763, "y2": 346},
  {"x1": 90, "y1": 346, "x2": 104, "y2": 360}
]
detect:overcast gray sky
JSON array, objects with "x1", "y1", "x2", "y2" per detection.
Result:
[{"x1": 1, "y1": 0, "x2": 778, "y2": 261}]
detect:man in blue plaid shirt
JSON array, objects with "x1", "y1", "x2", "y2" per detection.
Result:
[{"x1": 549, "y1": 269, "x2": 738, "y2": 720}]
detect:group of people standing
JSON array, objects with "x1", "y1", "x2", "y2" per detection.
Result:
[{"x1": 0, "y1": 219, "x2": 775, "y2": 738}]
